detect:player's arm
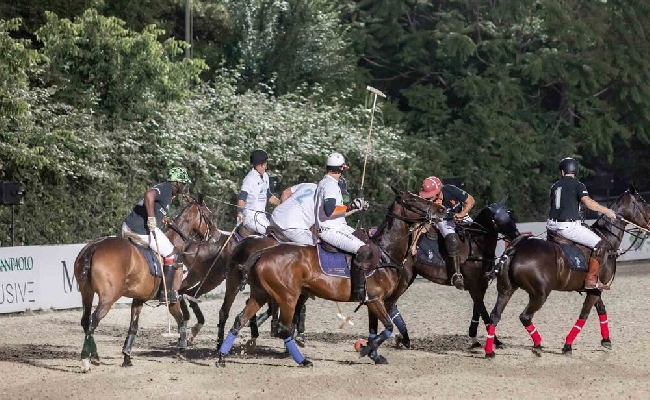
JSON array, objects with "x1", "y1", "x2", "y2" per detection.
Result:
[
  {"x1": 268, "y1": 188, "x2": 281, "y2": 206},
  {"x1": 581, "y1": 196, "x2": 616, "y2": 219}
]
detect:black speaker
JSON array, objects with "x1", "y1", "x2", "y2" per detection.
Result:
[{"x1": 1, "y1": 182, "x2": 25, "y2": 205}]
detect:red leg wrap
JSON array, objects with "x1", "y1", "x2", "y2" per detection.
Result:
[
  {"x1": 599, "y1": 313, "x2": 609, "y2": 340},
  {"x1": 525, "y1": 323, "x2": 542, "y2": 346},
  {"x1": 565, "y1": 318, "x2": 586, "y2": 345},
  {"x1": 485, "y1": 324, "x2": 496, "y2": 354}
]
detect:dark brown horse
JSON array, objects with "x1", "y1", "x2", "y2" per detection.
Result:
[
  {"x1": 485, "y1": 188, "x2": 650, "y2": 357},
  {"x1": 216, "y1": 189, "x2": 445, "y2": 366},
  {"x1": 387, "y1": 198, "x2": 520, "y2": 349},
  {"x1": 74, "y1": 196, "x2": 217, "y2": 372}
]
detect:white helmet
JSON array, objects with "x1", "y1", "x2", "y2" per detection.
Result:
[{"x1": 326, "y1": 152, "x2": 347, "y2": 168}]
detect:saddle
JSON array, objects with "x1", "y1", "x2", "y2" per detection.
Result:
[
  {"x1": 125, "y1": 235, "x2": 162, "y2": 278},
  {"x1": 265, "y1": 225, "x2": 292, "y2": 243},
  {"x1": 235, "y1": 224, "x2": 257, "y2": 242},
  {"x1": 318, "y1": 228, "x2": 381, "y2": 271},
  {"x1": 546, "y1": 230, "x2": 590, "y2": 272}
]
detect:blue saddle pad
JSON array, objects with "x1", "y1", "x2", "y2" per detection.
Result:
[
  {"x1": 416, "y1": 235, "x2": 445, "y2": 266},
  {"x1": 133, "y1": 243, "x2": 162, "y2": 277},
  {"x1": 559, "y1": 243, "x2": 588, "y2": 272},
  {"x1": 317, "y1": 245, "x2": 351, "y2": 278}
]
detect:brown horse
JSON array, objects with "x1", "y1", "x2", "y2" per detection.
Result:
[
  {"x1": 216, "y1": 189, "x2": 445, "y2": 366},
  {"x1": 386, "y1": 198, "x2": 520, "y2": 349},
  {"x1": 485, "y1": 187, "x2": 650, "y2": 357},
  {"x1": 74, "y1": 195, "x2": 217, "y2": 372}
]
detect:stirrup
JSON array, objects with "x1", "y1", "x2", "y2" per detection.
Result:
[
  {"x1": 585, "y1": 282, "x2": 610, "y2": 291},
  {"x1": 452, "y1": 273, "x2": 464, "y2": 290}
]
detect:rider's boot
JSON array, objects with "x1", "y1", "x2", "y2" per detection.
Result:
[
  {"x1": 159, "y1": 262, "x2": 179, "y2": 305},
  {"x1": 585, "y1": 257, "x2": 610, "y2": 291},
  {"x1": 351, "y1": 245, "x2": 372, "y2": 302},
  {"x1": 445, "y1": 233, "x2": 464, "y2": 290}
]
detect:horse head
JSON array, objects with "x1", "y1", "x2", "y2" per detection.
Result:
[
  {"x1": 614, "y1": 185, "x2": 650, "y2": 231},
  {"x1": 389, "y1": 187, "x2": 446, "y2": 223},
  {"x1": 171, "y1": 194, "x2": 220, "y2": 243},
  {"x1": 485, "y1": 195, "x2": 520, "y2": 241}
]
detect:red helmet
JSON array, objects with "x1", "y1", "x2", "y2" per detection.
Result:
[{"x1": 419, "y1": 176, "x2": 442, "y2": 199}]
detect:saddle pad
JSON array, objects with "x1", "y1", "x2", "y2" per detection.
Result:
[
  {"x1": 269, "y1": 232, "x2": 288, "y2": 243},
  {"x1": 416, "y1": 235, "x2": 445, "y2": 267},
  {"x1": 559, "y1": 243, "x2": 588, "y2": 272},
  {"x1": 316, "y1": 245, "x2": 376, "y2": 278},
  {"x1": 317, "y1": 244, "x2": 350, "y2": 277},
  {"x1": 233, "y1": 232, "x2": 244, "y2": 242},
  {"x1": 132, "y1": 243, "x2": 162, "y2": 278}
]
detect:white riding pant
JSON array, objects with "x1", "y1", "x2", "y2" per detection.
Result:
[
  {"x1": 436, "y1": 216, "x2": 473, "y2": 237},
  {"x1": 121, "y1": 223, "x2": 175, "y2": 257},
  {"x1": 546, "y1": 220, "x2": 601, "y2": 249},
  {"x1": 318, "y1": 224, "x2": 365, "y2": 254},
  {"x1": 243, "y1": 212, "x2": 270, "y2": 235},
  {"x1": 280, "y1": 227, "x2": 315, "y2": 245}
]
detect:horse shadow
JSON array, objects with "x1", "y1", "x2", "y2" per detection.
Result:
[{"x1": 0, "y1": 343, "x2": 93, "y2": 373}]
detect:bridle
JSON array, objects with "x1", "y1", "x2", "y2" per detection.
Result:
[
  {"x1": 594, "y1": 191, "x2": 650, "y2": 256},
  {"x1": 166, "y1": 198, "x2": 218, "y2": 250}
]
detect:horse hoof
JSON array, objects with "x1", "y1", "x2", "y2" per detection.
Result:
[
  {"x1": 81, "y1": 358, "x2": 92, "y2": 373},
  {"x1": 90, "y1": 353, "x2": 101, "y2": 366},
  {"x1": 359, "y1": 344, "x2": 374, "y2": 358},
  {"x1": 299, "y1": 359, "x2": 313, "y2": 368},
  {"x1": 216, "y1": 357, "x2": 226, "y2": 368},
  {"x1": 244, "y1": 339, "x2": 257, "y2": 354},
  {"x1": 485, "y1": 352, "x2": 495, "y2": 359},
  {"x1": 601, "y1": 339, "x2": 612, "y2": 350},
  {"x1": 469, "y1": 341, "x2": 482, "y2": 349},
  {"x1": 494, "y1": 337, "x2": 505, "y2": 349},
  {"x1": 395, "y1": 335, "x2": 411, "y2": 349},
  {"x1": 121, "y1": 355, "x2": 133, "y2": 367},
  {"x1": 295, "y1": 335, "x2": 306, "y2": 348},
  {"x1": 532, "y1": 345, "x2": 543, "y2": 357},
  {"x1": 561, "y1": 344, "x2": 572, "y2": 355},
  {"x1": 372, "y1": 355, "x2": 388, "y2": 365},
  {"x1": 191, "y1": 323, "x2": 203, "y2": 339}
]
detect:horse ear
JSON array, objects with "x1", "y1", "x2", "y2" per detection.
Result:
[
  {"x1": 197, "y1": 193, "x2": 204, "y2": 204},
  {"x1": 629, "y1": 184, "x2": 637, "y2": 195},
  {"x1": 390, "y1": 186, "x2": 400, "y2": 195}
]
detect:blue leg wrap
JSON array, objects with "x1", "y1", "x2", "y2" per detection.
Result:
[
  {"x1": 219, "y1": 331, "x2": 238, "y2": 355},
  {"x1": 284, "y1": 337, "x2": 305, "y2": 364},
  {"x1": 389, "y1": 305, "x2": 408, "y2": 336},
  {"x1": 382, "y1": 329, "x2": 393, "y2": 339}
]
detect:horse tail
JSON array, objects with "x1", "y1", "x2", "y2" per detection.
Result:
[
  {"x1": 77, "y1": 242, "x2": 98, "y2": 283},
  {"x1": 494, "y1": 235, "x2": 530, "y2": 294}
]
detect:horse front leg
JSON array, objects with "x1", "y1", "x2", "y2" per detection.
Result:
[
  {"x1": 360, "y1": 300, "x2": 393, "y2": 364},
  {"x1": 485, "y1": 289, "x2": 515, "y2": 358},
  {"x1": 217, "y1": 295, "x2": 265, "y2": 367},
  {"x1": 121, "y1": 299, "x2": 144, "y2": 367},
  {"x1": 468, "y1": 282, "x2": 504, "y2": 350},
  {"x1": 389, "y1": 304, "x2": 410, "y2": 349},
  {"x1": 217, "y1": 268, "x2": 241, "y2": 350},
  {"x1": 168, "y1": 301, "x2": 188, "y2": 356},
  {"x1": 595, "y1": 298, "x2": 611, "y2": 349},
  {"x1": 562, "y1": 292, "x2": 601, "y2": 355}
]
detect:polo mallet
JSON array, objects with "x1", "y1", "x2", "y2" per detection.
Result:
[
  {"x1": 336, "y1": 302, "x2": 354, "y2": 329},
  {"x1": 152, "y1": 230, "x2": 176, "y2": 338},
  {"x1": 183, "y1": 221, "x2": 241, "y2": 304},
  {"x1": 357, "y1": 85, "x2": 386, "y2": 228}
]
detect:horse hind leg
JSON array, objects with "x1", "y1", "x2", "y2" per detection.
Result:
[
  {"x1": 121, "y1": 299, "x2": 144, "y2": 367},
  {"x1": 81, "y1": 296, "x2": 117, "y2": 372},
  {"x1": 168, "y1": 302, "x2": 188, "y2": 356},
  {"x1": 360, "y1": 300, "x2": 393, "y2": 364},
  {"x1": 217, "y1": 268, "x2": 242, "y2": 350},
  {"x1": 79, "y1": 286, "x2": 94, "y2": 373},
  {"x1": 277, "y1": 299, "x2": 312, "y2": 367},
  {"x1": 562, "y1": 292, "x2": 602, "y2": 355}
]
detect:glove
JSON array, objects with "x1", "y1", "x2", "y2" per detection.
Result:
[
  {"x1": 350, "y1": 198, "x2": 369, "y2": 211},
  {"x1": 147, "y1": 217, "x2": 157, "y2": 231},
  {"x1": 605, "y1": 209, "x2": 617, "y2": 220},
  {"x1": 237, "y1": 212, "x2": 244, "y2": 224}
]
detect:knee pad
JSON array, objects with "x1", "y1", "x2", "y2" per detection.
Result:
[
  {"x1": 592, "y1": 240, "x2": 607, "y2": 261},
  {"x1": 163, "y1": 253, "x2": 176, "y2": 266},
  {"x1": 355, "y1": 245, "x2": 372, "y2": 262},
  {"x1": 445, "y1": 234, "x2": 460, "y2": 253}
]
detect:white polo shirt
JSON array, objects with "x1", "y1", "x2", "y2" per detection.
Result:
[
  {"x1": 240, "y1": 168, "x2": 270, "y2": 216},
  {"x1": 315, "y1": 174, "x2": 346, "y2": 229},
  {"x1": 271, "y1": 183, "x2": 317, "y2": 229}
]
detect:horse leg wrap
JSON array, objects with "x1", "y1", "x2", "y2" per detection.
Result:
[
  {"x1": 525, "y1": 323, "x2": 542, "y2": 346},
  {"x1": 178, "y1": 321, "x2": 188, "y2": 350},
  {"x1": 599, "y1": 314, "x2": 610, "y2": 340},
  {"x1": 361, "y1": 329, "x2": 392, "y2": 358},
  {"x1": 81, "y1": 332, "x2": 93, "y2": 359},
  {"x1": 389, "y1": 305, "x2": 408, "y2": 337},
  {"x1": 219, "y1": 329, "x2": 239, "y2": 355},
  {"x1": 284, "y1": 337, "x2": 306, "y2": 364},
  {"x1": 484, "y1": 324, "x2": 496, "y2": 355},
  {"x1": 122, "y1": 329, "x2": 137, "y2": 356},
  {"x1": 565, "y1": 319, "x2": 586, "y2": 345}
]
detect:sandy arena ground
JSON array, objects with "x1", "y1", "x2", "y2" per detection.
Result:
[{"x1": 2, "y1": 262, "x2": 650, "y2": 399}]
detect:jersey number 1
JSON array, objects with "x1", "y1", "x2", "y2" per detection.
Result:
[{"x1": 554, "y1": 187, "x2": 562, "y2": 209}]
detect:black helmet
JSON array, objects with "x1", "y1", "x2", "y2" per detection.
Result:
[
  {"x1": 559, "y1": 157, "x2": 579, "y2": 175},
  {"x1": 250, "y1": 149, "x2": 268, "y2": 166}
]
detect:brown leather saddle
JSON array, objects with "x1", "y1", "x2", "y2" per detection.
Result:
[
  {"x1": 265, "y1": 225, "x2": 293, "y2": 243},
  {"x1": 318, "y1": 228, "x2": 381, "y2": 270}
]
